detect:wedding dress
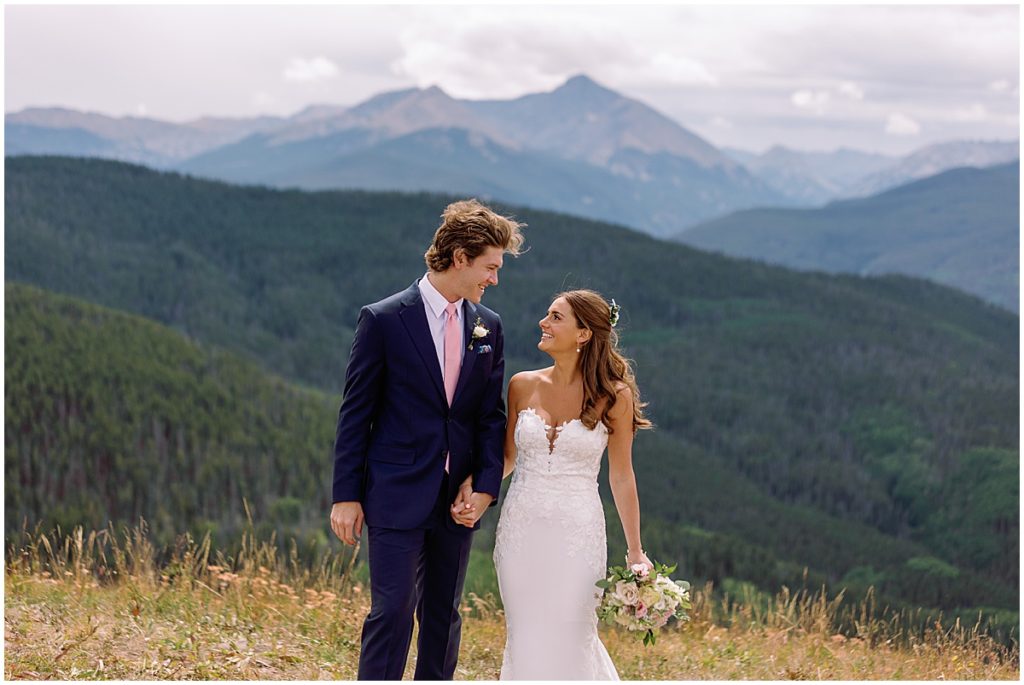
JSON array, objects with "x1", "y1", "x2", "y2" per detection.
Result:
[{"x1": 493, "y1": 407, "x2": 619, "y2": 680}]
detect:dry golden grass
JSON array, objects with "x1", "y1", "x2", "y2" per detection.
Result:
[{"x1": 4, "y1": 523, "x2": 1018, "y2": 680}]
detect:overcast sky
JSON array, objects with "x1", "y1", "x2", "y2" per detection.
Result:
[{"x1": 4, "y1": 3, "x2": 1019, "y2": 154}]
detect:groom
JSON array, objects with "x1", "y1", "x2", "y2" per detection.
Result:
[{"x1": 330, "y1": 199, "x2": 524, "y2": 680}]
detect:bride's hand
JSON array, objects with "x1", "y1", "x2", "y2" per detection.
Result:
[
  {"x1": 450, "y1": 501, "x2": 475, "y2": 526},
  {"x1": 451, "y1": 500, "x2": 475, "y2": 526},
  {"x1": 626, "y1": 548, "x2": 653, "y2": 573},
  {"x1": 450, "y1": 476, "x2": 476, "y2": 526}
]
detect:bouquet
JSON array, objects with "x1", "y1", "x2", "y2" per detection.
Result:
[{"x1": 595, "y1": 560, "x2": 691, "y2": 646}]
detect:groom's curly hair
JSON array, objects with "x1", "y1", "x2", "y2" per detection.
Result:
[{"x1": 425, "y1": 199, "x2": 525, "y2": 271}]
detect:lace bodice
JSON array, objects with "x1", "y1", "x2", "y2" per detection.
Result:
[
  {"x1": 511, "y1": 407, "x2": 608, "y2": 482},
  {"x1": 493, "y1": 407, "x2": 609, "y2": 567}
]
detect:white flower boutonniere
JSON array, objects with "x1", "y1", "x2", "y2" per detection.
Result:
[{"x1": 469, "y1": 316, "x2": 489, "y2": 349}]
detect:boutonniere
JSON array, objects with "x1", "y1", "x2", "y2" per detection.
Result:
[{"x1": 468, "y1": 316, "x2": 489, "y2": 349}]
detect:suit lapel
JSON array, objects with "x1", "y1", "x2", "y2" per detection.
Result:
[
  {"x1": 452, "y1": 300, "x2": 480, "y2": 405},
  {"x1": 398, "y1": 282, "x2": 446, "y2": 404}
]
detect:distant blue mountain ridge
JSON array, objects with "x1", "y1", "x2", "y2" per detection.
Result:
[
  {"x1": 676, "y1": 162, "x2": 1019, "y2": 312},
  {"x1": 6, "y1": 75, "x2": 1017, "y2": 236}
]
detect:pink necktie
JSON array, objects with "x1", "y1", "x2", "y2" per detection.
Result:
[{"x1": 443, "y1": 303, "x2": 461, "y2": 471}]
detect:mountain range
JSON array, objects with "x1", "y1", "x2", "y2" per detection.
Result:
[
  {"x1": 5, "y1": 157, "x2": 1018, "y2": 631},
  {"x1": 847, "y1": 139, "x2": 1020, "y2": 197},
  {"x1": 725, "y1": 140, "x2": 1018, "y2": 204},
  {"x1": 6, "y1": 75, "x2": 1017, "y2": 236},
  {"x1": 724, "y1": 146, "x2": 897, "y2": 204},
  {"x1": 676, "y1": 163, "x2": 1019, "y2": 312}
]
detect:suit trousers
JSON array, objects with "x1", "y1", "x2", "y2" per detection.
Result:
[{"x1": 357, "y1": 475, "x2": 475, "y2": 680}]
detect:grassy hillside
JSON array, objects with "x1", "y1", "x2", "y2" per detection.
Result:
[
  {"x1": 4, "y1": 525, "x2": 1018, "y2": 679},
  {"x1": 675, "y1": 163, "x2": 1019, "y2": 311},
  {"x1": 5, "y1": 156, "x2": 1018, "y2": 627}
]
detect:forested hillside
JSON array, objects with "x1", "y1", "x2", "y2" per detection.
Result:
[
  {"x1": 5, "y1": 156, "x2": 1017, "y2": 630},
  {"x1": 5, "y1": 283, "x2": 337, "y2": 553}
]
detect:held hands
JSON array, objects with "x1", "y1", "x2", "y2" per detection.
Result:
[{"x1": 450, "y1": 475, "x2": 493, "y2": 528}]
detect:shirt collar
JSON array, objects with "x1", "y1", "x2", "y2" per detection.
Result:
[{"x1": 419, "y1": 272, "x2": 463, "y2": 320}]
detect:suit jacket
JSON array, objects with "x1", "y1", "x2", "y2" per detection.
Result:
[{"x1": 331, "y1": 279, "x2": 506, "y2": 530}]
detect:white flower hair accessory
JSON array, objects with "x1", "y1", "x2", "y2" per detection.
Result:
[{"x1": 609, "y1": 299, "x2": 621, "y2": 328}]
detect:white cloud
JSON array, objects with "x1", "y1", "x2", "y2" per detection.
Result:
[
  {"x1": 649, "y1": 52, "x2": 718, "y2": 87},
  {"x1": 390, "y1": 17, "x2": 572, "y2": 98},
  {"x1": 985, "y1": 78, "x2": 1019, "y2": 98},
  {"x1": 135, "y1": 103, "x2": 147, "y2": 116},
  {"x1": 885, "y1": 112, "x2": 921, "y2": 136},
  {"x1": 389, "y1": 6, "x2": 726, "y2": 98},
  {"x1": 950, "y1": 103, "x2": 989, "y2": 122},
  {"x1": 711, "y1": 116, "x2": 733, "y2": 129},
  {"x1": 283, "y1": 57, "x2": 338, "y2": 83},
  {"x1": 838, "y1": 81, "x2": 864, "y2": 100},
  {"x1": 251, "y1": 91, "x2": 275, "y2": 108},
  {"x1": 791, "y1": 89, "x2": 830, "y2": 114},
  {"x1": 753, "y1": 6, "x2": 1018, "y2": 93}
]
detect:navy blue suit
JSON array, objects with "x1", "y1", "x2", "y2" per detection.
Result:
[{"x1": 332, "y1": 279, "x2": 505, "y2": 680}]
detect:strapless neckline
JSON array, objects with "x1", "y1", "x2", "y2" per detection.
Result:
[
  {"x1": 518, "y1": 406, "x2": 604, "y2": 455},
  {"x1": 519, "y1": 407, "x2": 579, "y2": 455},
  {"x1": 518, "y1": 406, "x2": 582, "y2": 429}
]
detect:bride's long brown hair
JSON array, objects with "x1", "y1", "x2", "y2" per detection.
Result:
[{"x1": 558, "y1": 290, "x2": 652, "y2": 435}]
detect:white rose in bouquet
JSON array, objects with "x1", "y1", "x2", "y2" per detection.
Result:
[{"x1": 614, "y1": 580, "x2": 641, "y2": 606}]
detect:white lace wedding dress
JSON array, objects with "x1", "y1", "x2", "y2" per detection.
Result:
[{"x1": 493, "y1": 407, "x2": 619, "y2": 680}]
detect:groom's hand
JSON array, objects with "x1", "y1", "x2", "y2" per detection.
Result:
[
  {"x1": 330, "y1": 501, "x2": 364, "y2": 545},
  {"x1": 456, "y1": 475, "x2": 474, "y2": 504}
]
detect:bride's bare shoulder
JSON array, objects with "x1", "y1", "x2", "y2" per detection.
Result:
[
  {"x1": 508, "y1": 368, "x2": 551, "y2": 403},
  {"x1": 510, "y1": 367, "x2": 551, "y2": 387}
]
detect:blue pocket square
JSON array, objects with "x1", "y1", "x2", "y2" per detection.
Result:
[{"x1": 477, "y1": 344, "x2": 492, "y2": 354}]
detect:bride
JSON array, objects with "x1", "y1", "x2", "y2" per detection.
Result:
[{"x1": 453, "y1": 289, "x2": 653, "y2": 680}]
